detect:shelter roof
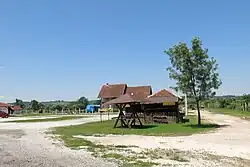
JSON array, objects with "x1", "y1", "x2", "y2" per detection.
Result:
[
  {"x1": 142, "y1": 96, "x2": 178, "y2": 104},
  {"x1": 103, "y1": 93, "x2": 139, "y2": 105}
]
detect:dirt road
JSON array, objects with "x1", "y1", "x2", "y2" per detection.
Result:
[
  {"x1": 0, "y1": 115, "x2": 117, "y2": 167},
  {"x1": 1, "y1": 111, "x2": 250, "y2": 167}
]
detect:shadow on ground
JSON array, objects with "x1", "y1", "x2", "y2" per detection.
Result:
[
  {"x1": 183, "y1": 124, "x2": 230, "y2": 129},
  {"x1": 115, "y1": 125, "x2": 158, "y2": 129}
]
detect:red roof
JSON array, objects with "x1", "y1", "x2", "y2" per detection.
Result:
[
  {"x1": 98, "y1": 84, "x2": 127, "y2": 98},
  {"x1": 142, "y1": 96, "x2": 178, "y2": 104},
  {"x1": 148, "y1": 89, "x2": 177, "y2": 98},
  {"x1": 0, "y1": 102, "x2": 9, "y2": 107},
  {"x1": 125, "y1": 86, "x2": 152, "y2": 101},
  {"x1": 103, "y1": 93, "x2": 139, "y2": 105},
  {"x1": 11, "y1": 105, "x2": 22, "y2": 111}
]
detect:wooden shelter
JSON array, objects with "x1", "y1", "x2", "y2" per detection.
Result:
[
  {"x1": 98, "y1": 84, "x2": 183, "y2": 126},
  {"x1": 103, "y1": 93, "x2": 143, "y2": 128},
  {"x1": 141, "y1": 96, "x2": 180, "y2": 123},
  {"x1": 97, "y1": 83, "x2": 152, "y2": 109}
]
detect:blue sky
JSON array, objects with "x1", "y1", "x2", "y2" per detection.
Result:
[{"x1": 0, "y1": 0, "x2": 250, "y2": 102}]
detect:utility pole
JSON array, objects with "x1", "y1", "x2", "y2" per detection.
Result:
[{"x1": 185, "y1": 94, "x2": 188, "y2": 116}]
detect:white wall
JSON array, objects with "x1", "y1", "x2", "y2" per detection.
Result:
[{"x1": 0, "y1": 107, "x2": 8, "y2": 114}]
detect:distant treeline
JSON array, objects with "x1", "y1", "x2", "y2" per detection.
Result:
[
  {"x1": 11, "y1": 97, "x2": 101, "y2": 114},
  {"x1": 202, "y1": 94, "x2": 250, "y2": 111}
]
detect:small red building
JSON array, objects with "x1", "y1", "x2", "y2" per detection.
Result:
[{"x1": 0, "y1": 102, "x2": 22, "y2": 118}]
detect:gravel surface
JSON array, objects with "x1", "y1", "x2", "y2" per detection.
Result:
[
  {"x1": 0, "y1": 115, "x2": 117, "y2": 167},
  {"x1": 77, "y1": 110, "x2": 250, "y2": 166},
  {"x1": 1, "y1": 111, "x2": 250, "y2": 167}
]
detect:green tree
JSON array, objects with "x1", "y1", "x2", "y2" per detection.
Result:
[
  {"x1": 242, "y1": 94, "x2": 250, "y2": 111},
  {"x1": 165, "y1": 37, "x2": 222, "y2": 125},
  {"x1": 30, "y1": 100, "x2": 40, "y2": 112},
  {"x1": 38, "y1": 103, "x2": 45, "y2": 113},
  {"x1": 78, "y1": 96, "x2": 89, "y2": 108},
  {"x1": 45, "y1": 105, "x2": 52, "y2": 113},
  {"x1": 89, "y1": 99, "x2": 101, "y2": 105},
  {"x1": 54, "y1": 104, "x2": 63, "y2": 111},
  {"x1": 15, "y1": 99, "x2": 25, "y2": 109}
]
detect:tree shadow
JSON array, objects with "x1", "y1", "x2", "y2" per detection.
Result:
[
  {"x1": 115, "y1": 125, "x2": 158, "y2": 129},
  {"x1": 183, "y1": 124, "x2": 230, "y2": 129}
]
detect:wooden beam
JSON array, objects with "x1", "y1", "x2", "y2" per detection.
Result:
[
  {"x1": 114, "y1": 103, "x2": 128, "y2": 128},
  {"x1": 135, "y1": 111, "x2": 143, "y2": 126},
  {"x1": 113, "y1": 104, "x2": 122, "y2": 128}
]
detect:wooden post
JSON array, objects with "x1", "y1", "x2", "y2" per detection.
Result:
[
  {"x1": 108, "y1": 110, "x2": 110, "y2": 120},
  {"x1": 141, "y1": 104, "x2": 146, "y2": 123},
  {"x1": 114, "y1": 104, "x2": 127, "y2": 128},
  {"x1": 100, "y1": 111, "x2": 102, "y2": 122}
]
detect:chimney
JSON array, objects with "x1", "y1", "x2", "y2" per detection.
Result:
[{"x1": 106, "y1": 83, "x2": 109, "y2": 85}]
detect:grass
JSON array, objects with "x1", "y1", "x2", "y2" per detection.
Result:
[
  {"x1": 53, "y1": 134, "x2": 158, "y2": 166},
  {"x1": 50, "y1": 116, "x2": 218, "y2": 166},
  {"x1": 12, "y1": 113, "x2": 58, "y2": 117},
  {"x1": 208, "y1": 108, "x2": 250, "y2": 119},
  {"x1": 101, "y1": 153, "x2": 159, "y2": 167},
  {"x1": 121, "y1": 160, "x2": 159, "y2": 167},
  {"x1": 6, "y1": 116, "x2": 87, "y2": 123},
  {"x1": 52, "y1": 116, "x2": 217, "y2": 137}
]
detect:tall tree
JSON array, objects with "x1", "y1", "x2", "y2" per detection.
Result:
[
  {"x1": 30, "y1": 100, "x2": 40, "y2": 112},
  {"x1": 15, "y1": 99, "x2": 25, "y2": 109},
  {"x1": 165, "y1": 37, "x2": 221, "y2": 125},
  {"x1": 78, "y1": 96, "x2": 89, "y2": 108},
  {"x1": 242, "y1": 94, "x2": 250, "y2": 111},
  {"x1": 38, "y1": 103, "x2": 45, "y2": 113}
]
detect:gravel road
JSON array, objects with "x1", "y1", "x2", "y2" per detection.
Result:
[
  {"x1": 0, "y1": 115, "x2": 117, "y2": 167},
  {"x1": 80, "y1": 111, "x2": 250, "y2": 167},
  {"x1": 1, "y1": 111, "x2": 250, "y2": 167}
]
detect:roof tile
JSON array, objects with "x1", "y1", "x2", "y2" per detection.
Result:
[{"x1": 98, "y1": 84, "x2": 127, "y2": 98}]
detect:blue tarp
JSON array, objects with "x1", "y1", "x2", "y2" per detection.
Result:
[{"x1": 85, "y1": 104, "x2": 100, "y2": 113}]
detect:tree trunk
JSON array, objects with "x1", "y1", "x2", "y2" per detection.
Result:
[{"x1": 196, "y1": 100, "x2": 201, "y2": 125}]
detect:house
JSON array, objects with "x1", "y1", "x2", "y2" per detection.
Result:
[
  {"x1": 0, "y1": 102, "x2": 10, "y2": 118},
  {"x1": 98, "y1": 83, "x2": 127, "y2": 109},
  {"x1": 10, "y1": 105, "x2": 22, "y2": 114},
  {"x1": 97, "y1": 83, "x2": 152, "y2": 109},
  {"x1": 0, "y1": 102, "x2": 22, "y2": 117}
]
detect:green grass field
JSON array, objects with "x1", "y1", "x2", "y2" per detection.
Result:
[
  {"x1": 208, "y1": 108, "x2": 250, "y2": 119},
  {"x1": 50, "y1": 116, "x2": 218, "y2": 167},
  {"x1": 6, "y1": 116, "x2": 87, "y2": 123},
  {"x1": 52, "y1": 116, "x2": 217, "y2": 137}
]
